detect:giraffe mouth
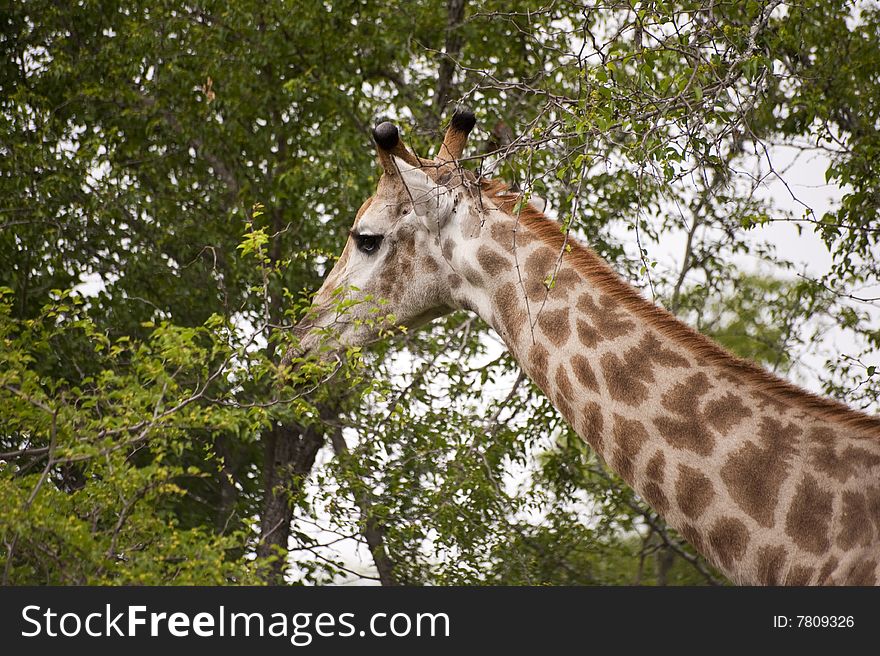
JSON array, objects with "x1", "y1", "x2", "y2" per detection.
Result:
[
  {"x1": 282, "y1": 301, "x2": 451, "y2": 379},
  {"x1": 280, "y1": 312, "x2": 356, "y2": 376},
  {"x1": 279, "y1": 318, "x2": 324, "y2": 371}
]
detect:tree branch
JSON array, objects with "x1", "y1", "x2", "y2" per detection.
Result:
[{"x1": 433, "y1": 0, "x2": 468, "y2": 125}]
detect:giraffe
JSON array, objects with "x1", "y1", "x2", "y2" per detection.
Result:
[{"x1": 290, "y1": 109, "x2": 880, "y2": 585}]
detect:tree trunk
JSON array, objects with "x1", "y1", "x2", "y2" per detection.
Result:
[
  {"x1": 257, "y1": 421, "x2": 325, "y2": 584},
  {"x1": 329, "y1": 428, "x2": 397, "y2": 586}
]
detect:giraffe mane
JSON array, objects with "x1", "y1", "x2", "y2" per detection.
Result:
[{"x1": 479, "y1": 178, "x2": 880, "y2": 435}]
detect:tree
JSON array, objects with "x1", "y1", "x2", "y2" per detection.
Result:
[{"x1": 1, "y1": 0, "x2": 877, "y2": 585}]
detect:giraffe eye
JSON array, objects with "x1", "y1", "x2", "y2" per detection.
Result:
[{"x1": 354, "y1": 233, "x2": 383, "y2": 255}]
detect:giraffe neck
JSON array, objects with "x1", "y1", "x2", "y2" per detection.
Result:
[{"x1": 445, "y1": 203, "x2": 880, "y2": 585}]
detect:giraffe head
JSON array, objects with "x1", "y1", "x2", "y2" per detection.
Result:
[{"x1": 292, "y1": 110, "x2": 487, "y2": 358}]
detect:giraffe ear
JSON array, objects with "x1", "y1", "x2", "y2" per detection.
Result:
[{"x1": 396, "y1": 158, "x2": 455, "y2": 232}]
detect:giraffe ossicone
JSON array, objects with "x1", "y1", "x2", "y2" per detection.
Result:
[{"x1": 290, "y1": 109, "x2": 880, "y2": 586}]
